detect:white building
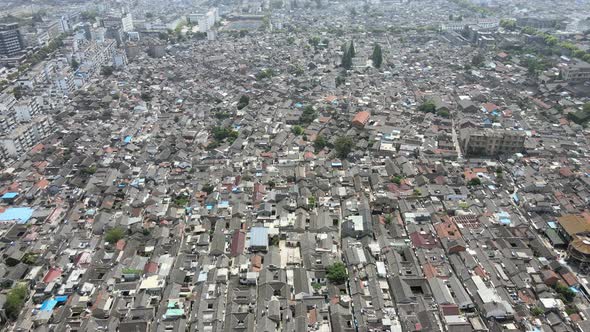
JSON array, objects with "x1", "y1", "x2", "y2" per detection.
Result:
[
  {"x1": 0, "y1": 115, "x2": 55, "y2": 156},
  {"x1": 121, "y1": 13, "x2": 134, "y2": 32}
]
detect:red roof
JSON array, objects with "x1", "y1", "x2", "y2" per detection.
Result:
[
  {"x1": 440, "y1": 304, "x2": 460, "y2": 316},
  {"x1": 409, "y1": 231, "x2": 439, "y2": 249},
  {"x1": 482, "y1": 103, "x2": 498, "y2": 112},
  {"x1": 352, "y1": 111, "x2": 370, "y2": 127},
  {"x1": 144, "y1": 261, "x2": 159, "y2": 274},
  {"x1": 251, "y1": 255, "x2": 262, "y2": 271},
  {"x1": 43, "y1": 267, "x2": 62, "y2": 283},
  {"x1": 116, "y1": 239, "x2": 126, "y2": 251},
  {"x1": 230, "y1": 230, "x2": 246, "y2": 257}
]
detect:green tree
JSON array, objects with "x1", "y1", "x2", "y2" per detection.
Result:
[
  {"x1": 384, "y1": 214, "x2": 393, "y2": 224},
  {"x1": 81, "y1": 166, "x2": 97, "y2": 175},
  {"x1": 326, "y1": 262, "x2": 348, "y2": 284},
  {"x1": 101, "y1": 66, "x2": 114, "y2": 76},
  {"x1": 105, "y1": 227, "x2": 125, "y2": 243},
  {"x1": 292, "y1": 125, "x2": 304, "y2": 135},
  {"x1": 565, "y1": 305, "x2": 579, "y2": 315},
  {"x1": 314, "y1": 134, "x2": 327, "y2": 151},
  {"x1": 500, "y1": 19, "x2": 516, "y2": 31},
  {"x1": 22, "y1": 253, "x2": 37, "y2": 265},
  {"x1": 212, "y1": 126, "x2": 239, "y2": 142},
  {"x1": 5, "y1": 284, "x2": 27, "y2": 320},
  {"x1": 334, "y1": 136, "x2": 353, "y2": 159},
  {"x1": 270, "y1": 235, "x2": 280, "y2": 246},
  {"x1": 299, "y1": 105, "x2": 317, "y2": 125},
  {"x1": 468, "y1": 178, "x2": 481, "y2": 186},
  {"x1": 418, "y1": 101, "x2": 436, "y2": 113},
  {"x1": 437, "y1": 109, "x2": 450, "y2": 118},
  {"x1": 471, "y1": 53, "x2": 484, "y2": 67},
  {"x1": 308, "y1": 36, "x2": 321, "y2": 48},
  {"x1": 237, "y1": 95, "x2": 250, "y2": 109},
  {"x1": 308, "y1": 196, "x2": 316, "y2": 209},
  {"x1": 371, "y1": 43, "x2": 383, "y2": 68},
  {"x1": 256, "y1": 68, "x2": 275, "y2": 80},
  {"x1": 531, "y1": 306, "x2": 544, "y2": 316},
  {"x1": 202, "y1": 184, "x2": 215, "y2": 194},
  {"x1": 70, "y1": 58, "x2": 80, "y2": 70},
  {"x1": 349, "y1": 40, "x2": 356, "y2": 57},
  {"x1": 342, "y1": 48, "x2": 352, "y2": 70},
  {"x1": 555, "y1": 283, "x2": 576, "y2": 303}
]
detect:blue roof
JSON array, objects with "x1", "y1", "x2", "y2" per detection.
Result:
[
  {"x1": 40, "y1": 296, "x2": 67, "y2": 311},
  {"x1": 1, "y1": 192, "x2": 18, "y2": 199},
  {"x1": 548, "y1": 221, "x2": 557, "y2": 229},
  {"x1": 40, "y1": 299, "x2": 57, "y2": 311},
  {"x1": 55, "y1": 296, "x2": 68, "y2": 302},
  {"x1": 124, "y1": 136, "x2": 132, "y2": 144},
  {"x1": 250, "y1": 227, "x2": 269, "y2": 247},
  {"x1": 0, "y1": 207, "x2": 34, "y2": 224}
]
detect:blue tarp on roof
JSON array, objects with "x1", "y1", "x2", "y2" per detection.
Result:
[
  {"x1": 548, "y1": 221, "x2": 557, "y2": 229},
  {"x1": 250, "y1": 227, "x2": 269, "y2": 247},
  {"x1": 1, "y1": 192, "x2": 18, "y2": 199},
  {"x1": 40, "y1": 296, "x2": 68, "y2": 311},
  {"x1": 40, "y1": 299, "x2": 57, "y2": 311},
  {"x1": 295, "y1": 102, "x2": 303, "y2": 108},
  {"x1": 55, "y1": 296, "x2": 68, "y2": 302},
  {"x1": 124, "y1": 136, "x2": 132, "y2": 144},
  {"x1": 0, "y1": 207, "x2": 34, "y2": 224}
]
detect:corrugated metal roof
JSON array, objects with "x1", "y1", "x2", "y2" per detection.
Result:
[{"x1": 250, "y1": 227, "x2": 268, "y2": 247}]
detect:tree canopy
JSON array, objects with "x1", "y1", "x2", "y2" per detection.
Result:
[
  {"x1": 418, "y1": 101, "x2": 436, "y2": 113},
  {"x1": 371, "y1": 43, "x2": 383, "y2": 68},
  {"x1": 471, "y1": 53, "x2": 485, "y2": 67},
  {"x1": 334, "y1": 136, "x2": 353, "y2": 159},
  {"x1": 314, "y1": 134, "x2": 328, "y2": 151},
  {"x1": 341, "y1": 41, "x2": 355, "y2": 70},
  {"x1": 105, "y1": 227, "x2": 125, "y2": 243},
  {"x1": 468, "y1": 178, "x2": 481, "y2": 186},
  {"x1": 326, "y1": 262, "x2": 348, "y2": 284},
  {"x1": 5, "y1": 284, "x2": 27, "y2": 320},
  {"x1": 299, "y1": 105, "x2": 317, "y2": 125},
  {"x1": 237, "y1": 95, "x2": 250, "y2": 110}
]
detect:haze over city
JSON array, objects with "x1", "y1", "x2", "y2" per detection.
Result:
[{"x1": 0, "y1": 0, "x2": 589, "y2": 331}]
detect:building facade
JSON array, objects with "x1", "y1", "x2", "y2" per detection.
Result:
[
  {"x1": 0, "y1": 23, "x2": 24, "y2": 57},
  {"x1": 460, "y1": 128, "x2": 526, "y2": 156}
]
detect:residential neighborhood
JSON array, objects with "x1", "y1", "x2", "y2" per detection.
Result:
[{"x1": 0, "y1": 0, "x2": 589, "y2": 331}]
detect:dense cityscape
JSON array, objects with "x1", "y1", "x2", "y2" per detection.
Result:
[{"x1": 0, "y1": 0, "x2": 589, "y2": 331}]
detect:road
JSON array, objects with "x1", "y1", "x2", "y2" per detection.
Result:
[{"x1": 451, "y1": 118, "x2": 463, "y2": 160}]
